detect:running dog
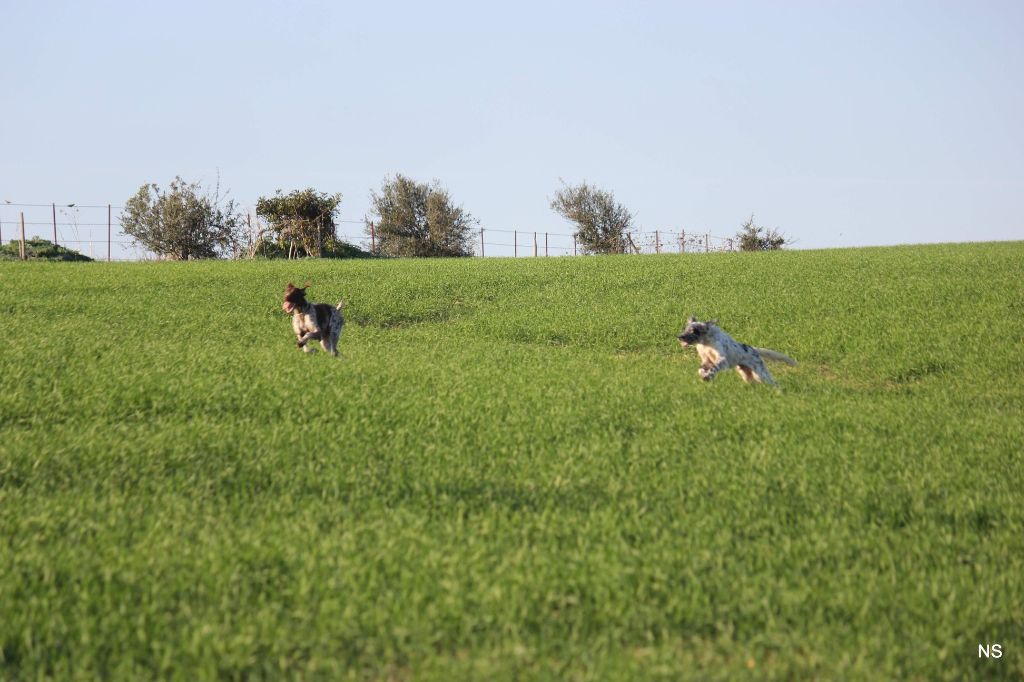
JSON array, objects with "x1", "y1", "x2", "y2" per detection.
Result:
[
  {"x1": 677, "y1": 316, "x2": 796, "y2": 385},
  {"x1": 282, "y1": 282, "x2": 344, "y2": 356}
]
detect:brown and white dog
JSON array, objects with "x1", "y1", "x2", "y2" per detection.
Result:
[
  {"x1": 677, "y1": 316, "x2": 796, "y2": 386},
  {"x1": 282, "y1": 282, "x2": 344, "y2": 356}
]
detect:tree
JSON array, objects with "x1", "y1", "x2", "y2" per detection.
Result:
[
  {"x1": 550, "y1": 181, "x2": 633, "y2": 255},
  {"x1": 366, "y1": 175, "x2": 476, "y2": 257},
  {"x1": 121, "y1": 177, "x2": 242, "y2": 260},
  {"x1": 255, "y1": 188, "x2": 343, "y2": 258},
  {"x1": 735, "y1": 214, "x2": 790, "y2": 251}
]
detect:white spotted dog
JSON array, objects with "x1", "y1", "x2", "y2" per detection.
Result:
[
  {"x1": 282, "y1": 282, "x2": 344, "y2": 356},
  {"x1": 677, "y1": 316, "x2": 796, "y2": 386}
]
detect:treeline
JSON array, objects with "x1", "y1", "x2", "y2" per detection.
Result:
[{"x1": 118, "y1": 175, "x2": 789, "y2": 260}]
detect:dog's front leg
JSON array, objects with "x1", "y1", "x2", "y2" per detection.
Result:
[
  {"x1": 699, "y1": 359, "x2": 729, "y2": 382},
  {"x1": 296, "y1": 330, "x2": 321, "y2": 352}
]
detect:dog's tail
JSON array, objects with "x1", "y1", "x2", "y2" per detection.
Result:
[{"x1": 756, "y1": 347, "x2": 798, "y2": 366}]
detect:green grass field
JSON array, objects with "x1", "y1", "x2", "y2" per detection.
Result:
[{"x1": 2, "y1": 242, "x2": 1022, "y2": 680}]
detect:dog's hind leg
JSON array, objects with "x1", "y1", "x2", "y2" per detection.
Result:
[
  {"x1": 321, "y1": 326, "x2": 340, "y2": 357},
  {"x1": 736, "y1": 366, "x2": 757, "y2": 383},
  {"x1": 747, "y1": 357, "x2": 777, "y2": 386}
]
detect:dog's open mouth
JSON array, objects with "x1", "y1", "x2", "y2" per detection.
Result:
[{"x1": 282, "y1": 302, "x2": 295, "y2": 313}]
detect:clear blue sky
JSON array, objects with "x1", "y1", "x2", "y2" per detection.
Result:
[{"x1": 2, "y1": 0, "x2": 1022, "y2": 256}]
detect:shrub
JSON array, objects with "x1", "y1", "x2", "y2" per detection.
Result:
[
  {"x1": 550, "y1": 181, "x2": 633, "y2": 255},
  {"x1": 121, "y1": 177, "x2": 242, "y2": 260},
  {"x1": 736, "y1": 214, "x2": 790, "y2": 251},
  {"x1": 367, "y1": 175, "x2": 476, "y2": 257}
]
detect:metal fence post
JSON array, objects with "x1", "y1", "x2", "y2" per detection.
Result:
[
  {"x1": 19, "y1": 212, "x2": 26, "y2": 260},
  {"x1": 52, "y1": 203, "x2": 58, "y2": 246},
  {"x1": 534, "y1": 231, "x2": 538, "y2": 257},
  {"x1": 480, "y1": 228, "x2": 485, "y2": 257},
  {"x1": 514, "y1": 230, "x2": 517, "y2": 257},
  {"x1": 108, "y1": 204, "x2": 112, "y2": 261}
]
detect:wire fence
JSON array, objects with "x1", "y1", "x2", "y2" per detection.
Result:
[
  {"x1": 468, "y1": 226, "x2": 735, "y2": 258},
  {"x1": 1, "y1": 201, "x2": 737, "y2": 261}
]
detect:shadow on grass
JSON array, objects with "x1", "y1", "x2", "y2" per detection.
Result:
[
  {"x1": 348, "y1": 308, "x2": 465, "y2": 329},
  {"x1": 428, "y1": 480, "x2": 612, "y2": 516}
]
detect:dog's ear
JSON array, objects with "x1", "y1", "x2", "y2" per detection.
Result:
[
  {"x1": 688, "y1": 315, "x2": 697, "y2": 323},
  {"x1": 286, "y1": 282, "x2": 295, "y2": 291}
]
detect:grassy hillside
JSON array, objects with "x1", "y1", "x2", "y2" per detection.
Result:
[{"x1": 1, "y1": 242, "x2": 1022, "y2": 680}]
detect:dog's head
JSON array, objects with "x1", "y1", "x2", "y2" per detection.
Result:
[
  {"x1": 677, "y1": 316, "x2": 716, "y2": 347},
  {"x1": 282, "y1": 281, "x2": 310, "y2": 314}
]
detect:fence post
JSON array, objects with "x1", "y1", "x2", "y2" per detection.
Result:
[
  {"x1": 573, "y1": 235, "x2": 577, "y2": 256},
  {"x1": 705, "y1": 232, "x2": 709, "y2": 253},
  {"x1": 534, "y1": 231, "x2": 538, "y2": 257},
  {"x1": 480, "y1": 228, "x2": 485, "y2": 257},
  {"x1": 19, "y1": 212, "x2": 26, "y2": 260},
  {"x1": 545, "y1": 232, "x2": 548, "y2": 257},
  {"x1": 514, "y1": 230, "x2": 517, "y2": 257},
  {"x1": 655, "y1": 230, "x2": 660, "y2": 254},
  {"x1": 370, "y1": 221, "x2": 376, "y2": 253},
  {"x1": 52, "y1": 203, "x2": 58, "y2": 246},
  {"x1": 108, "y1": 204, "x2": 112, "y2": 262},
  {"x1": 680, "y1": 230, "x2": 685, "y2": 253}
]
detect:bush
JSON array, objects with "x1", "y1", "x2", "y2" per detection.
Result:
[
  {"x1": 254, "y1": 188, "x2": 343, "y2": 258},
  {"x1": 121, "y1": 177, "x2": 243, "y2": 260},
  {"x1": 1, "y1": 238, "x2": 92, "y2": 261},
  {"x1": 247, "y1": 237, "x2": 373, "y2": 260},
  {"x1": 550, "y1": 181, "x2": 633, "y2": 255},
  {"x1": 736, "y1": 214, "x2": 790, "y2": 251},
  {"x1": 367, "y1": 175, "x2": 476, "y2": 257}
]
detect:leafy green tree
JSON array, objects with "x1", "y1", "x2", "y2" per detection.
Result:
[
  {"x1": 121, "y1": 177, "x2": 242, "y2": 260},
  {"x1": 550, "y1": 181, "x2": 633, "y2": 255},
  {"x1": 736, "y1": 214, "x2": 789, "y2": 251},
  {"x1": 255, "y1": 188, "x2": 343, "y2": 258},
  {"x1": 367, "y1": 175, "x2": 476, "y2": 257}
]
